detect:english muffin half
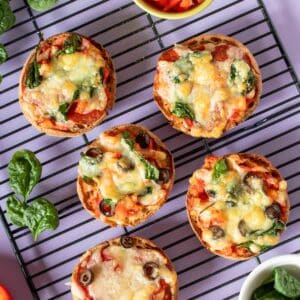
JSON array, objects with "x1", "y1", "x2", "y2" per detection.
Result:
[
  {"x1": 153, "y1": 34, "x2": 262, "y2": 138},
  {"x1": 186, "y1": 153, "x2": 289, "y2": 260},
  {"x1": 77, "y1": 124, "x2": 174, "y2": 226},
  {"x1": 19, "y1": 32, "x2": 116, "y2": 137},
  {"x1": 71, "y1": 236, "x2": 178, "y2": 300}
]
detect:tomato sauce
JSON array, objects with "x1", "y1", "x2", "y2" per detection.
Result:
[{"x1": 144, "y1": 0, "x2": 205, "y2": 13}]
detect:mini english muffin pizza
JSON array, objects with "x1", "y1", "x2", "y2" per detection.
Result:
[
  {"x1": 71, "y1": 236, "x2": 178, "y2": 300},
  {"x1": 186, "y1": 153, "x2": 289, "y2": 260},
  {"x1": 153, "y1": 34, "x2": 262, "y2": 138},
  {"x1": 19, "y1": 32, "x2": 116, "y2": 137},
  {"x1": 77, "y1": 124, "x2": 174, "y2": 226}
]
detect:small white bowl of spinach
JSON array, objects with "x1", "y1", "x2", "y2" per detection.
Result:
[{"x1": 239, "y1": 255, "x2": 300, "y2": 300}]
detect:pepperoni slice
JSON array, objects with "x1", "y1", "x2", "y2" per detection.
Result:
[
  {"x1": 212, "y1": 44, "x2": 229, "y2": 61},
  {"x1": 160, "y1": 49, "x2": 180, "y2": 62}
]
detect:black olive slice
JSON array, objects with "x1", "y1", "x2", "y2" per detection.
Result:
[
  {"x1": 143, "y1": 262, "x2": 159, "y2": 280},
  {"x1": 86, "y1": 147, "x2": 103, "y2": 159},
  {"x1": 79, "y1": 269, "x2": 93, "y2": 286},
  {"x1": 265, "y1": 203, "x2": 281, "y2": 219},
  {"x1": 238, "y1": 220, "x2": 249, "y2": 237},
  {"x1": 157, "y1": 168, "x2": 170, "y2": 184},
  {"x1": 99, "y1": 199, "x2": 115, "y2": 217},
  {"x1": 120, "y1": 236, "x2": 134, "y2": 248},
  {"x1": 117, "y1": 157, "x2": 134, "y2": 172},
  {"x1": 209, "y1": 225, "x2": 225, "y2": 239},
  {"x1": 135, "y1": 132, "x2": 150, "y2": 149}
]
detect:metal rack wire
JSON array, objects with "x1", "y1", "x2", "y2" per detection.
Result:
[{"x1": 0, "y1": 0, "x2": 299, "y2": 299}]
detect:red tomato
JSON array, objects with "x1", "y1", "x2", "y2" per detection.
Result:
[
  {"x1": 67, "y1": 102, "x2": 103, "y2": 125},
  {"x1": 146, "y1": 0, "x2": 204, "y2": 12},
  {"x1": 160, "y1": 49, "x2": 180, "y2": 62},
  {"x1": 0, "y1": 285, "x2": 13, "y2": 300},
  {"x1": 184, "y1": 118, "x2": 194, "y2": 127},
  {"x1": 212, "y1": 44, "x2": 229, "y2": 61}
]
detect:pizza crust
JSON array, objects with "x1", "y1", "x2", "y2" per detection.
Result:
[
  {"x1": 71, "y1": 236, "x2": 178, "y2": 300},
  {"x1": 186, "y1": 153, "x2": 289, "y2": 260},
  {"x1": 19, "y1": 32, "x2": 116, "y2": 137},
  {"x1": 153, "y1": 33, "x2": 262, "y2": 138},
  {"x1": 77, "y1": 124, "x2": 175, "y2": 227}
]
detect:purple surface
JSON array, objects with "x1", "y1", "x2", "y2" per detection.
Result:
[{"x1": 0, "y1": 0, "x2": 300, "y2": 299}]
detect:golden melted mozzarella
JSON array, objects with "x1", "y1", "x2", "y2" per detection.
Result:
[
  {"x1": 72, "y1": 246, "x2": 176, "y2": 300},
  {"x1": 195, "y1": 156, "x2": 283, "y2": 251},
  {"x1": 157, "y1": 45, "x2": 249, "y2": 135},
  {"x1": 23, "y1": 46, "x2": 107, "y2": 120},
  {"x1": 79, "y1": 132, "x2": 164, "y2": 206}
]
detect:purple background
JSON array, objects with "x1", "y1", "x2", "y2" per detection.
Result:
[{"x1": 0, "y1": 0, "x2": 299, "y2": 299}]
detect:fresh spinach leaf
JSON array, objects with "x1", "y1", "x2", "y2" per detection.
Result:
[
  {"x1": 173, "y1": 76, "x2": 181, "y2": 84},
  {"x1": 122, "y1": 131, "x2": 159, "y2": 181},
  {"x1": 6, "y1": 195, "x2": 26, "y2": 227},
  {"x1": 256, "y1": 290, "x2": 289, "y2": 300},
  {"x1": 140, "y1": 157, "x2": 159, "y2": 181},
  {"x1": 191, "y1": 50, "x2": 210, "y2": 58},
  {"x1": 6, "y1": 150, "x2": 59, "y2": 240},
  {"x1": 8, "y1": 149, "x2": 42, "y2": 201},
  {"x1": 0, "y1": 0, "x2": 16, "y2": 34},
  {"x1": 174, "y1": 56, "x2": 193, "y2": 74},
  {"x1": 227, "y1": 182, "x2": 243, "y2": 199},
  {"x1": 254, "y1": 220, "x2": 286, "y2": 237},
  {"x1": 25, "y1": 57, "x2": 42, "y2": 89},
  {"x1": 122, "y1": 131, "x2": 135, "y2": 150},
  {"x1": 172, "y1": 73, "x2": 188, "y2": 84},
  {"x1": 82, "y1": 175, "x2": 93, "y2": 184},
  {"x1": 139, "y1": 186, "x2": 153, "y2": 196},
  {"x1": 229, "y1": 59, "x2": 256, "y2": 95},
  {"x1": 212, "y1": 158, "x2": 228, "y2": 181},
  {"x1": 103, "y1": 198, "x2": 115, "y2": 206},
  {"x1": 72, "y1": 88, "x2": 80, "y2": 101},
  {"x1": 237, "y1": 241, "x2": 253, "y2": 252},
  {"x1": 229, "y1": 63, "x2": 237, "y2": 83},
  {"x1": 27, "y1": 0, "x2": 58, "y2": 11},
  {"x1": 0, "y1": 43, "x2": 8, "y2": 64},
  {"x1": 23, "y1": 198, "x2": 59, "y2": 240},
  {"x1": 274, "y1": 267, "x2": 300, "y2": 298},
  {"x1": 79, "y1": 153, "x2": 102, "y2": 178},
  {"x1": 244, "y1": 69, "x2": 256, "y2": 95},
  {"x1": 99, "y1": 67, "x2": 104, "y2": 83},
  {"x1": 61, "y1": 33, "x2": 82, "y2": 54},
  {"x1": 58, "y1": 102, "x2": 69, "y2": 120},
  {"x1": 171, "y1": 101, "x2": 195, "y2": 120},
  {"x1": 252, "y1": 282, "x2": 275, "y2": 300},
  {"x1": 57, "y1": 89, "x2": 80, "y2": 120},
  {"x1": 237, "y1": 241, "x2": 271, "y2": 253}
]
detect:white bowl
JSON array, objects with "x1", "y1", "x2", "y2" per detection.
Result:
[{"x1": 239, "y1": 254, "x2": 300, "y2": 300}]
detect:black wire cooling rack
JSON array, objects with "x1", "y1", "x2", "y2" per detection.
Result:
[{"x1": 0, "y1": 0, "x2": 300, "y2": 299}]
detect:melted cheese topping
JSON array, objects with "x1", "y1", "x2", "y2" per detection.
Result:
[
  {"x1": 71, "y1": 244, "x2": 176, "y2": 300},
  {"x1": 78, "y1": 132, "x2": 165, "y2": 207},
  {"x1": 188, "y1": 155, "x2": 288, "y2": 255},
  {"x1": 156, "y1": 44, "x2": 255, "y2": 137},
  {"x1": 22, "y1": 36, "x2": 107, "y2": 123}
]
